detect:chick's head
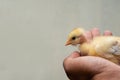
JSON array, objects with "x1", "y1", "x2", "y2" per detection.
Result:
[{"x1": 65, "y1": 28, "x2": 85, "y2": 46}]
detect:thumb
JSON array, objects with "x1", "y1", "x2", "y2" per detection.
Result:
[{"x1": 68, "y1": 51, "x2": 81, "y2": 59}]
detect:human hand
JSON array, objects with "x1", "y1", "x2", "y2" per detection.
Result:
[
  {"x1": 63, "y1": 28, "x2": 120, "y2": 80},
  {"x1": 83, "y1": 28, "x2": 112, "y2": 42}
]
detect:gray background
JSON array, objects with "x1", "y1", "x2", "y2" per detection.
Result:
[{"x1": 0, "y1": 0, "x2": 120, "y2": 80}]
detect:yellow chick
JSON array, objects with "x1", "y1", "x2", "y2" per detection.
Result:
[{"x1": 65, "y1": 28, "x2": 120, "y2": 64}]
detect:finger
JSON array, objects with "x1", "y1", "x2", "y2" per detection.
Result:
[
  {"x1": 63, "y1": 51, "x2": 80, "y2": 69},
  {"x1": 103, "y1": 30, "x2": 112, "y2": 36},
  {"x1": 68, "y1": 51, "x2": 80, "y2": 59},
  {"x1": 91, "y1": 28, "x2": 100, "y2": 37},
  {"x1": 71, "y1": 56, "x2": 115, "y2": 74},
  {"x1": 84, "y1": 31, "x2": 93, "y2": 41}
]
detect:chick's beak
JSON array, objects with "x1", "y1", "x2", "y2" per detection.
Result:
[{"x1": 65, "y1": 40, "x2": 71, "y2": 46}]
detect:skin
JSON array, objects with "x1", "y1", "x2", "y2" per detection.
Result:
[{"x1": 63, "y1": 28, "x2": 120, "y2": 80}]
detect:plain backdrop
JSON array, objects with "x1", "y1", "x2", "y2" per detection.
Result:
[{"x1": 0, "y1": 0, "x2": 120, "y2": 80}]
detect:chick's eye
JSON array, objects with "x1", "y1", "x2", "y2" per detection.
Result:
[{"x1": 72, "y1": 36, "x2": 76, "y2": 40}]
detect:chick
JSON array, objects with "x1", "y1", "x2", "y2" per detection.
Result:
[{"x1": 65, "y1": 28, "x2": 120, "y2": 64}]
